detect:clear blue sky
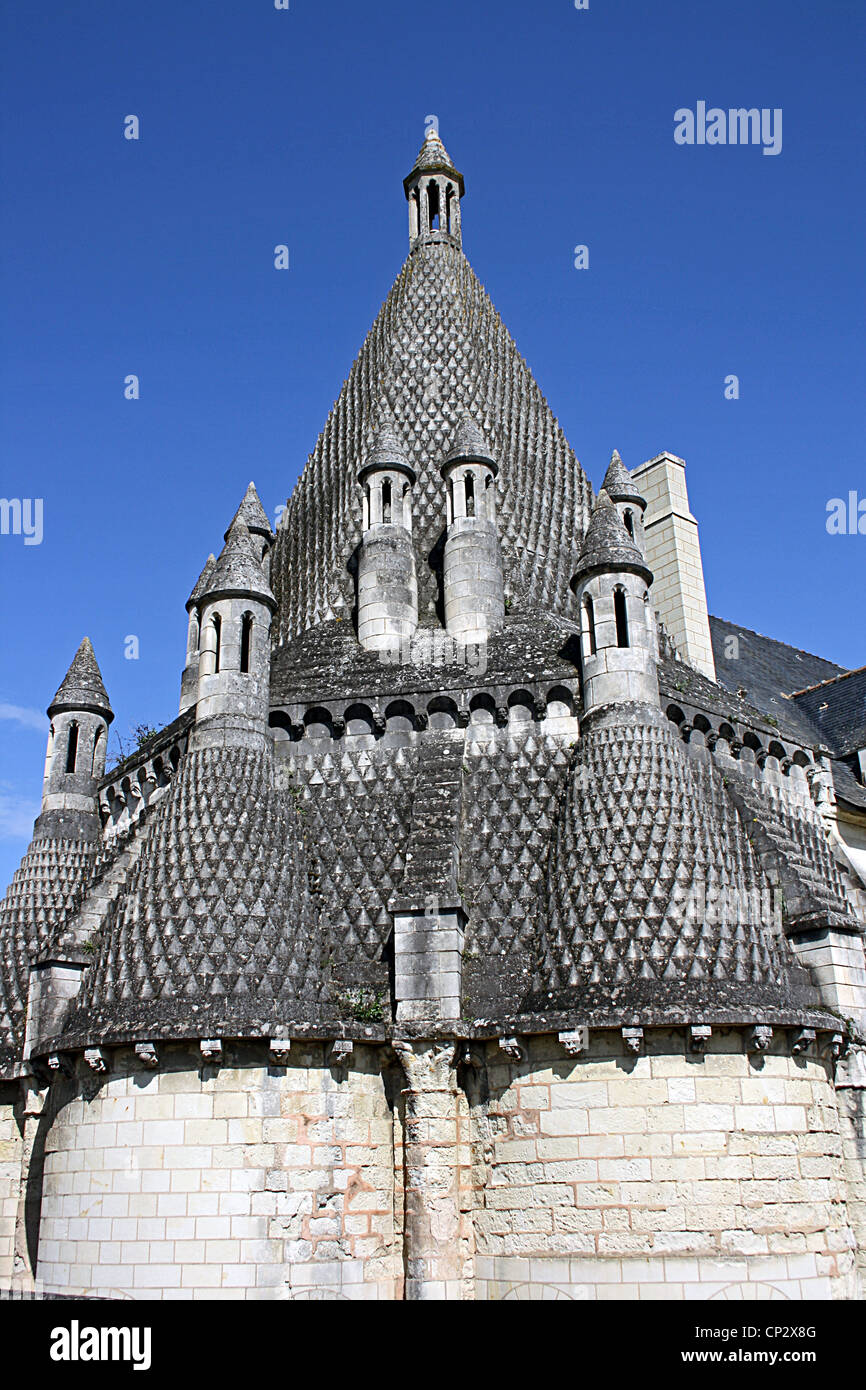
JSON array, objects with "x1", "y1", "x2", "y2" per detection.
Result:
[{"x1": 1, "y1": 0, "x2": 864, "y2": 888}]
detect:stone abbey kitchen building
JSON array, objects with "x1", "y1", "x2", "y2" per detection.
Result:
[{"x1": 1, "y1": 130, "x2": 865, "y2": 1301}]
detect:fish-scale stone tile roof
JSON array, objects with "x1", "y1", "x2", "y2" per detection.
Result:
[
  {"x1": 0, "y1": 836, "x2": 97, "y2": 1066},
  {"x1": 270, "y1": 239, "x2": 592, "y2": 637},
  {"x1": 71, "y1": 745, "x2": 322, "y2": 1041},
  {"x1": 534, "y1": 717, "x2": 818, "y2": 1021}
]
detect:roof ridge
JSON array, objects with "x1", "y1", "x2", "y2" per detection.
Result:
[{"x1": 788, "y1": 663, "x2": 866, "y2": 699}]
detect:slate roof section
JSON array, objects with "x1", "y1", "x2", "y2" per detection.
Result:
[
  {"x1": 48, "y1": 638, "x2": 113, "y2": 721},
  {"x1": 270, "y1": 238, "x2": 593, "y2": 639},
  {"x1": 709, "y1": 616, "x2": 845, "y2": 746},
  {"x1": 790, "y1": 667, "x2": 866, "y2": 758}
]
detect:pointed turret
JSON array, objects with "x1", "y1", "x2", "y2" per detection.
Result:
[
  {"x1": 224, "y1": 481, "x2": 274, "y2": 565},
  {"x1": 193, "y1": 520, "x2": 276, "y2": 751},
  {"x1": 571, "y1": 492, "x2": 657, "y2": 720},
  {"x1": 601, "y1": 450, "x2": 647, "y2": 549},
  {"x1": 40, "y1": 638, "x2": 113, "y2": 840},
  {"x1": 440, "y1": 414, "x2": 504, "y2": 645},
  {"x1": 356, "y1": 421, "x2": 418, "y2": 656},
  {"x1": 48, "y1": 638, "x2": 113, "y2": 722},
  {"x1": 404, "y1": 125, "x2": 464, "y2": 249},
  {"x1": 179, "y1": 555, "x2": 216, "y2": 714}
]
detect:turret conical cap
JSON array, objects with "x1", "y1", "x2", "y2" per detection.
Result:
[
  {"x1": 224, "y1": 482, "x2": 274, "y2": 543},
  {"x1": 48, "y1": 637, "x2": 113, "y2": 722},
  {"x1": 359, "y1": 420, "x2": 416, "y2": 484},
  {"x1": 442, "y1": 414, "x2": 497, "y2": 473},
  {"x1": 571, "y1": 490, "x2": 652, "y2": 586},
  {"x1": 601, "y1": 450, "x2": 645, "y2": 507},
  {"x1": 404, "y1": 128, "x2": 464, "y2": 195},
  {"x1": 186, "y1": 554, "x2": 216, "y2": 611},
  {"x1": 201, "y1": 521, "x2": 275, "y2": 609}
]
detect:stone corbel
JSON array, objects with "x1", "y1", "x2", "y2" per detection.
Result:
[
  {"x1": 498, "y1": 1036, "x2": 527, "y2": 1063},
  {"x1": 622, "y1": 1027, "x2": 644, "y2": 1055},
  {"x1": 269, "y1": 1036, "x2": 292, "y2": 1066},
  {"x1": 558, "y1": 1027, "x2": 589, "y2": 1057},
  {"x1": 135, "y1": 1042, "x2": 159, "y2": 1069},
  {"x1": 200, "y1": 1038, "x2": 223, "y2": 1065},
  {"x1": 47, "y1": 1053, "x2": 74, "y2": 1077},
  {"x1": 689, "y1": 1025, "x2": 712, "y2": 1052},
  {"x1": 84, "y1": 1047, "x2": 108, "y2": 1073},
  {"x1": 791, "y1": 1028, "x2": 816, "y2": 1056},
  {"x1": 458, "y1": 1043, "x2": 485, "y2": 1071},
  {"x1": 329, "y1": 1039, "x2": 353, "y2": 1070},
  {"x1": 747, "y1": 1025, "x2": 773, "y2": 1054}
]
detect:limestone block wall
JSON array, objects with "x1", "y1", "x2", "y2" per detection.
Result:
[
  {"x1": 35, "y1": 1043, "x2": 400, "y2": 1300},
  {"x1": 0, "y1": 1087, "x2": 22, "y2": 1287},
  {"x1": 631, "y1": 453, "x2": 716, "y2": 682},
  {"x1": 469, "y1": 1031, "x2": 861, "y2": 1301}
]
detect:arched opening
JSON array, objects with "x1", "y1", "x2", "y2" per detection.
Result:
[
  {"x1": 614, "y1": 588, "x2": 629, "y2": 648},
  {"x1": 581, "y1": 595, "x2": 596, "y2": 658},
  {"x1": 623, "y1": 509, "x2": 634, "y2": 537},
  {"x1": 428, "y1": 180, "x2": 440, "y2": 230},
  {"x1": 465, "y1": 473, "x2": 475, "y2": 518},
  {"x1": 65, "y1": 722, "x2": 79, "y2": 774},
  {"x1": 212, "y1": 613, "x2": 222, "y2": 674},
  {"x1": 91, "y1": 727, "x2": 104, "y2": 774},
  {"x1": 445, "y1": 184, "x2": 454, "y2": 232},
  {"x1": 240, "y1": 613, "x2": 254, "y2": 674},
  {"x1": 382, "y1": 478, "x2": 392, "y2": 524}
]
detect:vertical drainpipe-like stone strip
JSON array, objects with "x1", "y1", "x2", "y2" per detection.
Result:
[
  {"x1": 836, "y1": 1046, "x2": 866, "y2": 1293},
  {"x1": 11, "y1": 1078, "x2": 48, "y2": 1292},
  {"x1": 392, "y1": 732, "x2": 467, "y2": 1023},
  {"x1": 394, "y1": 1042, "x2": 465, "y2": 1300}
]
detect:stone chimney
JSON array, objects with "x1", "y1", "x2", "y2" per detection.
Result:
[{"x1": 630, "y1": 452, "x2": 716, "y2": 681}]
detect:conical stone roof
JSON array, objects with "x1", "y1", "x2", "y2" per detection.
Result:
[
  {"x1": 271, "y1": 238, "x2": 593, "y2": 636},
  {"x1": 359, "y1": 422, "x2": 416, "y2": 482},
  {"x1": 601, "y1": 449, "x2": 644, "y2": 506},
  {"x1": 186, "y1": 554, "x2": 216, "y2": 610},
  {"x1": 404, "y1": 129, "x2": 464, "y2": 194},
  {"x1": 443, "y1": 414, "x2": 496, "y2": 470},
  {"x1": 224, "y1": 481, "x2": 273, "y2": 543},
  {"x1": 201, "y1": 520, "x2": 275, "y2": 609},
  {"x1": 48, "y1": 638, "x2": 113, "y2": 721},
  {"x1": 571, "y1": 490, "x2": 651, "y2": 586}
]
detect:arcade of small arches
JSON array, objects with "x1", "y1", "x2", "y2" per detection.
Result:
[
  {"x1": 269, "y1": 684, "x2": 579, "y2": 743},
  {"x1": 664, "y1": 702, "x2": 823, "y2": 784}
]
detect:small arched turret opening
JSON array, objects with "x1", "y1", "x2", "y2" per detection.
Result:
[
  {"x1": 382, "y1": 478, "x2": 392, "y2": 524},
  {"x1": 428, "y1": 180, "x2": 440, "y2": 230},
  {"x1": 623, "y1": 509, "x2": 634, "y2": 538},
  {"x1": 465, "y1": 472, "x2": 475, "y2": 518},
  {"x1": 65, "y1": 722, "x2": 79, "y2": 774},
  {"x1": 445, "y1": 183, "x2": 454, "y2": 233},
  {"x1": 240, "y1": 612, "x2": 254, "y2": 674},
  {"x1": 581, "y1": 595, "x2": 596, "y2": 658},
  {"x1": 91, "y1": 727, "x2": 105, "y2": 775},
  {"x1": 212, "y1": 613, "x2": 222, "y2": 673},
  {"x1": 614, "y1": 588, "x2": 629, "y2": 648}
]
